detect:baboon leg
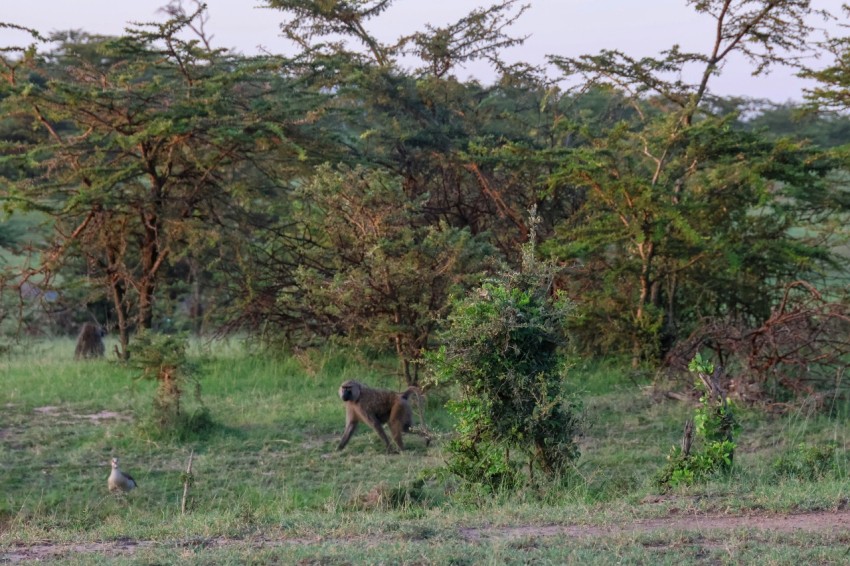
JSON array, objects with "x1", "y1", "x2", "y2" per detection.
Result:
[
  {"x1": 338, "y1": 420, "x2": 359, "y2": 450},
  {"x1": 396, "y1": 422, "x2": 432, "y2": 448},
  {"x1": 390, "y1": 401, "x2": 415, "y2": 451},
  {"x1": 364, "y1": 417, "x2": 395, "y2": 452},
  {"x1": 389, "y1": 419, "x2": 405, "y2": 451}
]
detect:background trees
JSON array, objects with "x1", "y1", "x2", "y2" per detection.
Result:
[
  {"x1": 0, "y1": 5, "x2": 321, "y2": 354},
  {"x1": 279, "y1": 165, "x2": 490, "y2": 384},
  {"x1": 544, "y1": 0, "x2": 850, "y2": 364},
  {"x1": 1, "y1": 0, "x2": 849, "y2": 401}
]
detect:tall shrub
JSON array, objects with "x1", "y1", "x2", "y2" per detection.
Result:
[
  {"x1": 657, "y1": 353, "x2": 740, "y2": 488},
  {"x1": 427, "y1": 229, "x2": 580, "y2": 490}
]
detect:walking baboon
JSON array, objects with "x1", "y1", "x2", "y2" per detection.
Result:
[
  {"x1": 337, "y1": 380, "x2": 430, "y2": 453},
  {"x1": 74, "y1": 322, "x2": 106, "y2": 360}
]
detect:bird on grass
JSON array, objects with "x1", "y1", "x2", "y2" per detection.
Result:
[{"x1": 108, "y1": 457, "x2": 137, "y2": 493}]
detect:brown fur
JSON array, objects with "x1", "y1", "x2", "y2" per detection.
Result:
[
  {"x1": 337, "y1": 380, "x2": 430, "y2": 453},
  {"x1": 74, "y1": 323, "x2": 106, "y2": 360}
]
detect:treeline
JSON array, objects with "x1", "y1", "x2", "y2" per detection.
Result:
[{"x1": 2, "y1": 1, "x2": 850, "y2": 394}]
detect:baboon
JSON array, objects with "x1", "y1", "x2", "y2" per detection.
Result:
[
  {"x1": 74, "y1": 322, "x2": 106, "y2": 360},
  {"x1": 337, "y1": 380, "x2": 431, "y2": 453}
]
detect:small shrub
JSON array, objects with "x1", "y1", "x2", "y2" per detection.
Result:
[
  {"x1": 657, "y1": 353, "x2": 740, "y2": 488},
  {"x1": 129, "y1": 330, "x2": 212, "y2": 439},
  {"x1": 772, "y1": 442, "x2": 838, "y2": 481}
]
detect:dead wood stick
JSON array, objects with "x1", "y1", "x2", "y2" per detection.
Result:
[{"x1": 181, "y1": 449, "x2": 194, "y2": 515}]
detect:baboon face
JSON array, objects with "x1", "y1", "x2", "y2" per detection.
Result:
[{"x1": 339, "y1": 380, "x2": 361, "y2": 402}]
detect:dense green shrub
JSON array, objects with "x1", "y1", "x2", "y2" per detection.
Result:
[{"x1": 427, "y1": 233, "x2": 581, "y2": 491}]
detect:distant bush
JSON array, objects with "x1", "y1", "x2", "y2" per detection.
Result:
[{"x1": 773, "y1": 442, "x2": 838, "y2": 481}]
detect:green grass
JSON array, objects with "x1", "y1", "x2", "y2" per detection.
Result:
[{"x1": 2, "y1": 340, "x2": 850, "y2": 564}]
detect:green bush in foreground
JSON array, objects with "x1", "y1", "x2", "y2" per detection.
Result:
[{"x1": 427, "y1": 234, "x2": 581, "y2": 492}]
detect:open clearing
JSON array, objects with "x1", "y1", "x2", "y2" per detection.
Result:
[
  {"x1": 4, "y1": 508, "x2": 850, "y2": 563},
  {"x1": 3, "y1": 343, "x2": 850, "y2": 564}
]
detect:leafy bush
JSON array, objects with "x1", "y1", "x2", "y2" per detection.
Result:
[
  {"x1": 657, "y1": 354, "x2": 740, "y2": 488},
  {"x1": 427, "y1": 232, "x2": 581, "y2": 492}
]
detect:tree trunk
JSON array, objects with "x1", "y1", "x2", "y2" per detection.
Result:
[
  {"x1": 108, "y1": 275, "x2": 129, "y2": 360},
  {"x1": 633, "y1": 239, "x2": 655, "y2": 367}
]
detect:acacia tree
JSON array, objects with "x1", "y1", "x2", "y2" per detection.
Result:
[
  {"x1": 545, "y1": 0, "x2": 846, "y2": 362},
  {"x1": 0, "y1": 4, "x2": 317, "y2": 353},
  {"x1": 286, "y1": 165, "x2": 490, "y2": 384},
  {"x1": 239, "y1": 0, "x2": 569, "y2": 373},
  {"x1": 265, "y1": 0, "x2": 561, "y2": 257},
  {"x1": 801, "y1": 4, "x2": 850, "y2": 118}
]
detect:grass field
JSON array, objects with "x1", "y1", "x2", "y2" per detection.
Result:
[{"x1": 2, "y1": 338, "x2": 850, "y2": 564}]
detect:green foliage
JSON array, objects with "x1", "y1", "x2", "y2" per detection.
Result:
[
  {"x1": 657, "y1": 354, "x2": 740, "y2": 488},
  {"x1": 0, "y1": 6, "x2": 323, "y2": 350},
  {"x1": 544, "y1": 0, "x2": 849, "y2": 362},
  {"x1": 281, "y1": 164, "x2": 490, "y2": 383},
  {"x1": 689, "y1": 354, "x2": 741, "y2": 446},
  {"x1": 773, "y1": 442, "x2": 838, "y2": 481},
  {"x1": 427, "y1": 234, "x2": 581, "y2": 490},
  {"x1": 128, "y1": 331, "x2": 211, "y2": 440},
  {"x1": 658, "y1": 439, "x2": 738, "y2": 489}
]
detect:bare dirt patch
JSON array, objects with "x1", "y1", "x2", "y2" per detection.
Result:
[
  {"x1": 30, "y1": 405, "x2": 132, "y2": 425},
  {"x1": 459, "y1": 508, "x2": 850, "y2": 541},
  {"x1": 1, "y1": 535, "x2": 324, "y2": 563},
  {"x1": 4, "y1": 509, "x2": 850, "y2": 562}
]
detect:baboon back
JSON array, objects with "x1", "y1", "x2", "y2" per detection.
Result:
[{"x1": 74, "y1": 323, "x2": 105, "y2": 360}]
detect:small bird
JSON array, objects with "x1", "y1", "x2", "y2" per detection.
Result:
[{"x1": 108, "y1": 457, "x2": 137, "y2": 493}]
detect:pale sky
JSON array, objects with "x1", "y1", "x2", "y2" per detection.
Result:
[{"x1": 1, "y1": 0, "x2": 846, "y2": 101}]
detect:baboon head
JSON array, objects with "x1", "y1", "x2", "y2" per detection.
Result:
[{"x1": 339, "y1": 380, "x2": 361, "y2": 402}]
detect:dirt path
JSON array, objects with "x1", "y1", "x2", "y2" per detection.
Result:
[
  {"x1": 4, "y1": 509, "x2": 850, "y2": 562},
  {"x1": 460, "y1": 508, "x2": 850, "y2": 541}
]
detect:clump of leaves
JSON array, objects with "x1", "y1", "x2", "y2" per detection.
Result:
[
  {"x1": 657, "y1": 353, "x2": 740, "y2": 488},
  {"x1": 773, "y1": 442, "x2": 838, "y2": 481},
  {"x1": 427, "y1": 222, "x2": 581, "y2": 492},
  {"x1": 129, "y1": 331, "x2": 212, "y2": 439}
]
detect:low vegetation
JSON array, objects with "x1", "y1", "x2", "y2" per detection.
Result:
[{"x1": 2, "y1": 340, "x2": 849, "y2": 563}]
